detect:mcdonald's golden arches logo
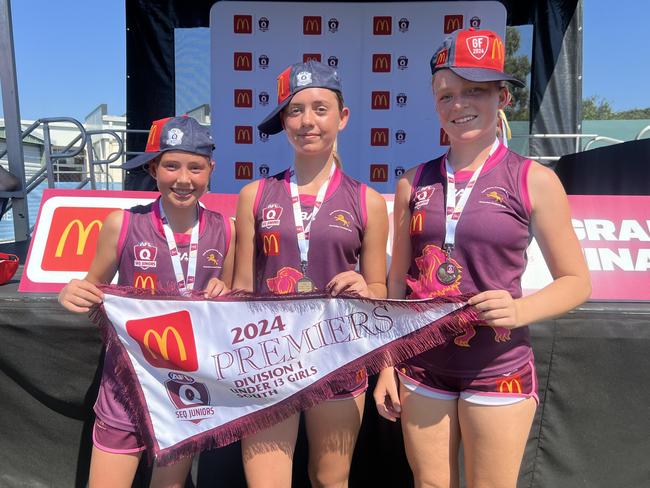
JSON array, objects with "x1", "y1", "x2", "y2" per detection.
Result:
[
  {"x1": 410, "y1": 211, "x2": 425, "y2": 235},
  {"x1": 373, "y1": 16, "x2": 392, "y2": 35},
  {"x1": 372, "y1": 54, "x2": 391, "y2": 73},
  {"x1": 491, "y1": 37, "x2": 504, "y2": 62},
  {"x1": 371, "y1": 91, "x2": 390, "y2": 110},
  {"x1": 370, "y1": 128, "x2": 389, "y2": 146},
  {"x1": 235, "y1": 162, "x2": 253, "y2": 180},
  {"x1": 126, "y1": 310, "x2": 198, "y2": 371},
  {"x1": 233, "y1": 52, "x2": 252, "y2": 71},
  {"x1": 435, "y1": 49, "x2": 449, "y2": 68},
  {"x1": 370, "y1": 164, "x2": 388, "y2": 182},
  {"x1": 497, "y1": 377, "x2": 523, "y2": 394},
  {"x1": 262, "y1": 232, "x2": 280, "y2": 256},
  {"x1": 234, "y1": 126, "x2": 253, "y2": 144},
  {"x1": 444, "y1": 14, "x2": 463, "y2": 34},
  {"x1": 42, "y1": 206, "x2": 117, "y2": 272},
  {"x1": 233, "y1": 15, "x2": 252, "y2": 34},
  {"x1": 134, "y1": 272, "x2": 156, "y2": 293},
  {"x1": 303, "y1": 53, "x2": 321, "y2": 63},
  {"x1": 234, "y1": 89, "x2": 253, "y2": 108},
  {"x1": 303, "y1": 16, "x2": 322, "y2": 35}
]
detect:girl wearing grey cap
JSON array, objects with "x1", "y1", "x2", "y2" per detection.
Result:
[{"x1": 233, "y1": 61, "x2": 388, "y2": 487}]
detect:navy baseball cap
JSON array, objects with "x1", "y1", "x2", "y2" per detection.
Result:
[
  {"x1": 121, "y1": 116, "x2": 214, "y2": 170},
  {"x1": 258, "y1": 60, "x2": 343, "y2": 135},
  {"x1": 431, "y1": 28, "x2": 525, "y2": 88}
]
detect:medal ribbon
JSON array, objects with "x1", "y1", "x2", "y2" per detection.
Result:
[
  {"x1": 159, "y1": 199, "x2": 200, "y2": 296},
  {"x1": 442, "y1": 139, "x2": 500, "y2": 252},
  {"x1": 288, "y1": 163, "x2": 336, "y2": 273}
]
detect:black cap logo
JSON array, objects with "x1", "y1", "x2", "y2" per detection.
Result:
[
  {"x1": 328, "y1": 18, "x2": 339, "y2": 33},
  {"x1": 398, "y1": 18, "x2": 409, "y2": 32},
  {"x1": 397, "y1": 56, "x2": 408, "y2": 70},
  {"x1": 396, "y1": 93, "x2": 407, "y2": 107},
  {"x1": 258, "y1": 17, "x2": 269, "y2": 31},
  {"x1": 470, "y1": 16, "x2": 481, "y2": 28},
  {"x1": 328, "y1": 56, "x2": 339, "y2": 68},
  {"x1": 258, "y1": 54, "x2": 269, "y2": 69},
  {"x1": 395, "y1": 166, "x2": 405, "y2": 177},
  {"x1": 259, "y1": 164, "x2": 270, "y2": 176},
  {"x1": 258, "y1": 91, "x2": 270, "y2": 106},
  {"x1": 395, "y1": 130, "x2": 406, "y2": 144}
]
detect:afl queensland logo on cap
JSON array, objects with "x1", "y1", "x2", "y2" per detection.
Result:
[
  {"x1": 166, "y1": 128, "x2": 184, "y2": 146},
  {"x1": 296, "y1": 71, "x2": 312, "y2": 87}
]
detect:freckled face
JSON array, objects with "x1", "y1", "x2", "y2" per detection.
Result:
[
  {"x1": 149, "y1": 151, "x2": 213, "y2": 209},
  {"x1": 433, "y1": 69, "x2": 507, "y2": 145}
]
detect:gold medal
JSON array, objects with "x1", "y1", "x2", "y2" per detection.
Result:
[
  {"x1": 296, "y1": 276, "x2": 316, "y2": 293},
  {"x1": 436, "y1": 261, "x2": 459, "y2": 285}
]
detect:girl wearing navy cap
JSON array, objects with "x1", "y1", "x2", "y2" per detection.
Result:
[
  {"x1": 374, "y1": 28, "x2": 590, "y2": 487},
  {"x1": 59, "y1": 116, "x2": 234, "y2": 488},
  {"x1": 234, "y1": 60, "x2": 388, "y2": 487}
]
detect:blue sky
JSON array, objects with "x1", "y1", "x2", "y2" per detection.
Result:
[{"x1": 2, "y1": 0, "x2": 648, "y2": 120}]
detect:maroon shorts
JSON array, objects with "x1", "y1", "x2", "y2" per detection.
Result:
[
  {"x1": 92, "y1": 418, "x2": 146, "y2": 454},
  {"x1": 397, "y1": 359, "x2": 539, "y2": 405},
  {"x1": 329, "y1": 369, "x2": 368, "y2": 401}
]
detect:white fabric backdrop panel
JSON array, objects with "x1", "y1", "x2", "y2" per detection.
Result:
[{"x1": 210, "y1": 1, "x2": 506, "y2": 194}]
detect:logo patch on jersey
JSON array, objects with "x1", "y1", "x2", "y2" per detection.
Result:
[
  {"x1": 328, "y1": 210, "x2": 354, "y2": 232},
  {"x1": 262, "y1": 232, "x2": 280, "y2": 256},
  {"x1": 261, "y1": 204, "x2": 283, "y2": 229},
  {"x1": 134, "y1": 272, "x2": 157, "y2": 293},
  {"x1": 202, "y1": 249, "x2": 223, "y2": 269},
  {"x1": 478, "y1": 186, "x2": 509, "y2": 208},
  {"x1": 134, "y1": 242, "x2": 158, "y2": 270},
  {"x1": 266, "y1": 266, "x2": 303, "y2": 294},
  {"x1": 414, "y1": 185, "x2": 435, "y2": 209}
]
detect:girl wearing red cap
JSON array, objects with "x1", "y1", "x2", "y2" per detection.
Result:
[
  {"x1": 374, "y1": 29, "x2": 590, "y2": 487},
  {"x1": 234, "y1": 60, "x2": 388, "y2": 487},
  {"x1": 59, "y1": 116, "x2": 234, "y2": 488}
]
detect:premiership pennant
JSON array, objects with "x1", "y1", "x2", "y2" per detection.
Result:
[{"x1": 91, "y1": 287, "x2": 477, "y2": 464}]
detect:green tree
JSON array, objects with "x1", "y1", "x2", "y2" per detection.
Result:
[
  {"x1": 504, "y1": 27, "x2": 531, "y2": 121},
  {"x1": 582, "y1": 96, "x2": 614, "y2": 120}
]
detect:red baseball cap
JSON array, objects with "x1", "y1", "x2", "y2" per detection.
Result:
[{"x1": 430, "y1": 28, "x2": 525, "y2": 88}]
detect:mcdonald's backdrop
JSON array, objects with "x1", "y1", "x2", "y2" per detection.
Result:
[
  {"x1": 209, "y1": 1, "x2": 506, "y2": 194},
  {"x1": 95, "y1": 288, "x2": 474, "y2": 463}
]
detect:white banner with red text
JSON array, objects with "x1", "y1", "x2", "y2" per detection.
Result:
[{"x1": 93, "y1": 288, "x2": 475, "y2": 464}]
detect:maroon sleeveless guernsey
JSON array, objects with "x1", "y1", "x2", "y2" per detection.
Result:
[
  {"x1": 253, "y1": 167, "x2": 367, "y2": 294},
  {"x1": 95, "y1": 198, "x2": 231, "y2": 430},
  {"x1": 405, "y1": 144, "x2": 534, "y2": 377}
]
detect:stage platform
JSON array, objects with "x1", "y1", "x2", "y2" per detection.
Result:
[{"x1": 1, "y1": 255, "x2": 649, "y2": 487}]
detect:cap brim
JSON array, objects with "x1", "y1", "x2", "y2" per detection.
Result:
[
  {"x1": 120, "y1": 151, "x2": 161, "y2": 170},
  {"x1": 257, "y1": 97, "x2": 292, "y2": 135},
  {"x1": 450, "y1": 67, "x2": 526, "y2": 88}
]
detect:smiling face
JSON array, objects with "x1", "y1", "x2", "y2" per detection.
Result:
[
  {"x1": 148, "y1": 150, "x2": 213, "y2": 210},
  {"x1": 280, "y1": 87, "x2": 349, "y2": 159},
  {"x1": 433, "y1": 69, "x2": 508, "y2": 147}
]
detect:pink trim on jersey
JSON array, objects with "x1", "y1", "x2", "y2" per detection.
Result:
[
  {"x1": 411, "y1": 163, "x2": 425, "y2": 199},
  {"x1": 281, "y1": 166, "x2": 342, "y2": 201},
  {"x1": 300, "y1": 194, "x2": 317, "y2": 206},
  {"x1": 520, "y1": 159, "x2": 534, "y2": 217},
  {"x1": 116, "y1": 210, "x2": 130, "y2": 263},
  {"x1": 440, "y1": 143, "x2": 508, "y2": 182},
  {"x1": 222, "y1": 213, "x2": 232, "y2": 256},
  {"x1": 252, "y1": 178, "x2": 266, "y2": 216},
  {"x1": 360, "y1": 184, "x2": 368, "y2": 228}
]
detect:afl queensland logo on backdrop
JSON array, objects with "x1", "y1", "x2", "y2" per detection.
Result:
[
  {"x1": 397, "y1": 56, "x2": 408, "y2": 70},
  {"x1": 395, "y1": 166, "x2": 405, "y2": 177},
  {"x1": 328, "y1": 18, "x2": 339, "y2": 33},
  {"x1": 395, "y1": 130, "x2": 406, "y2": 144},
  {"x1": 328, "y1": 56, "x2": 339, "y2": 68},
  {"x1": 396, "y1": 92, "x2": 407, "y2": 107},
  {"x1": 258, "y1": 16, "x2": 270, "y2": 31},
  {"x1": 258, "y1": 91, "x2": 270, "y2": 106},
  {"x1": 258, "y1": 54, "x2": 269, "y2": 69},
  {"x1": 259, "y1": 164, "x2": 270, "y2": 176},
  {"x1": 398, "y1": 18, "x2": 409, "y2": 32}
]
